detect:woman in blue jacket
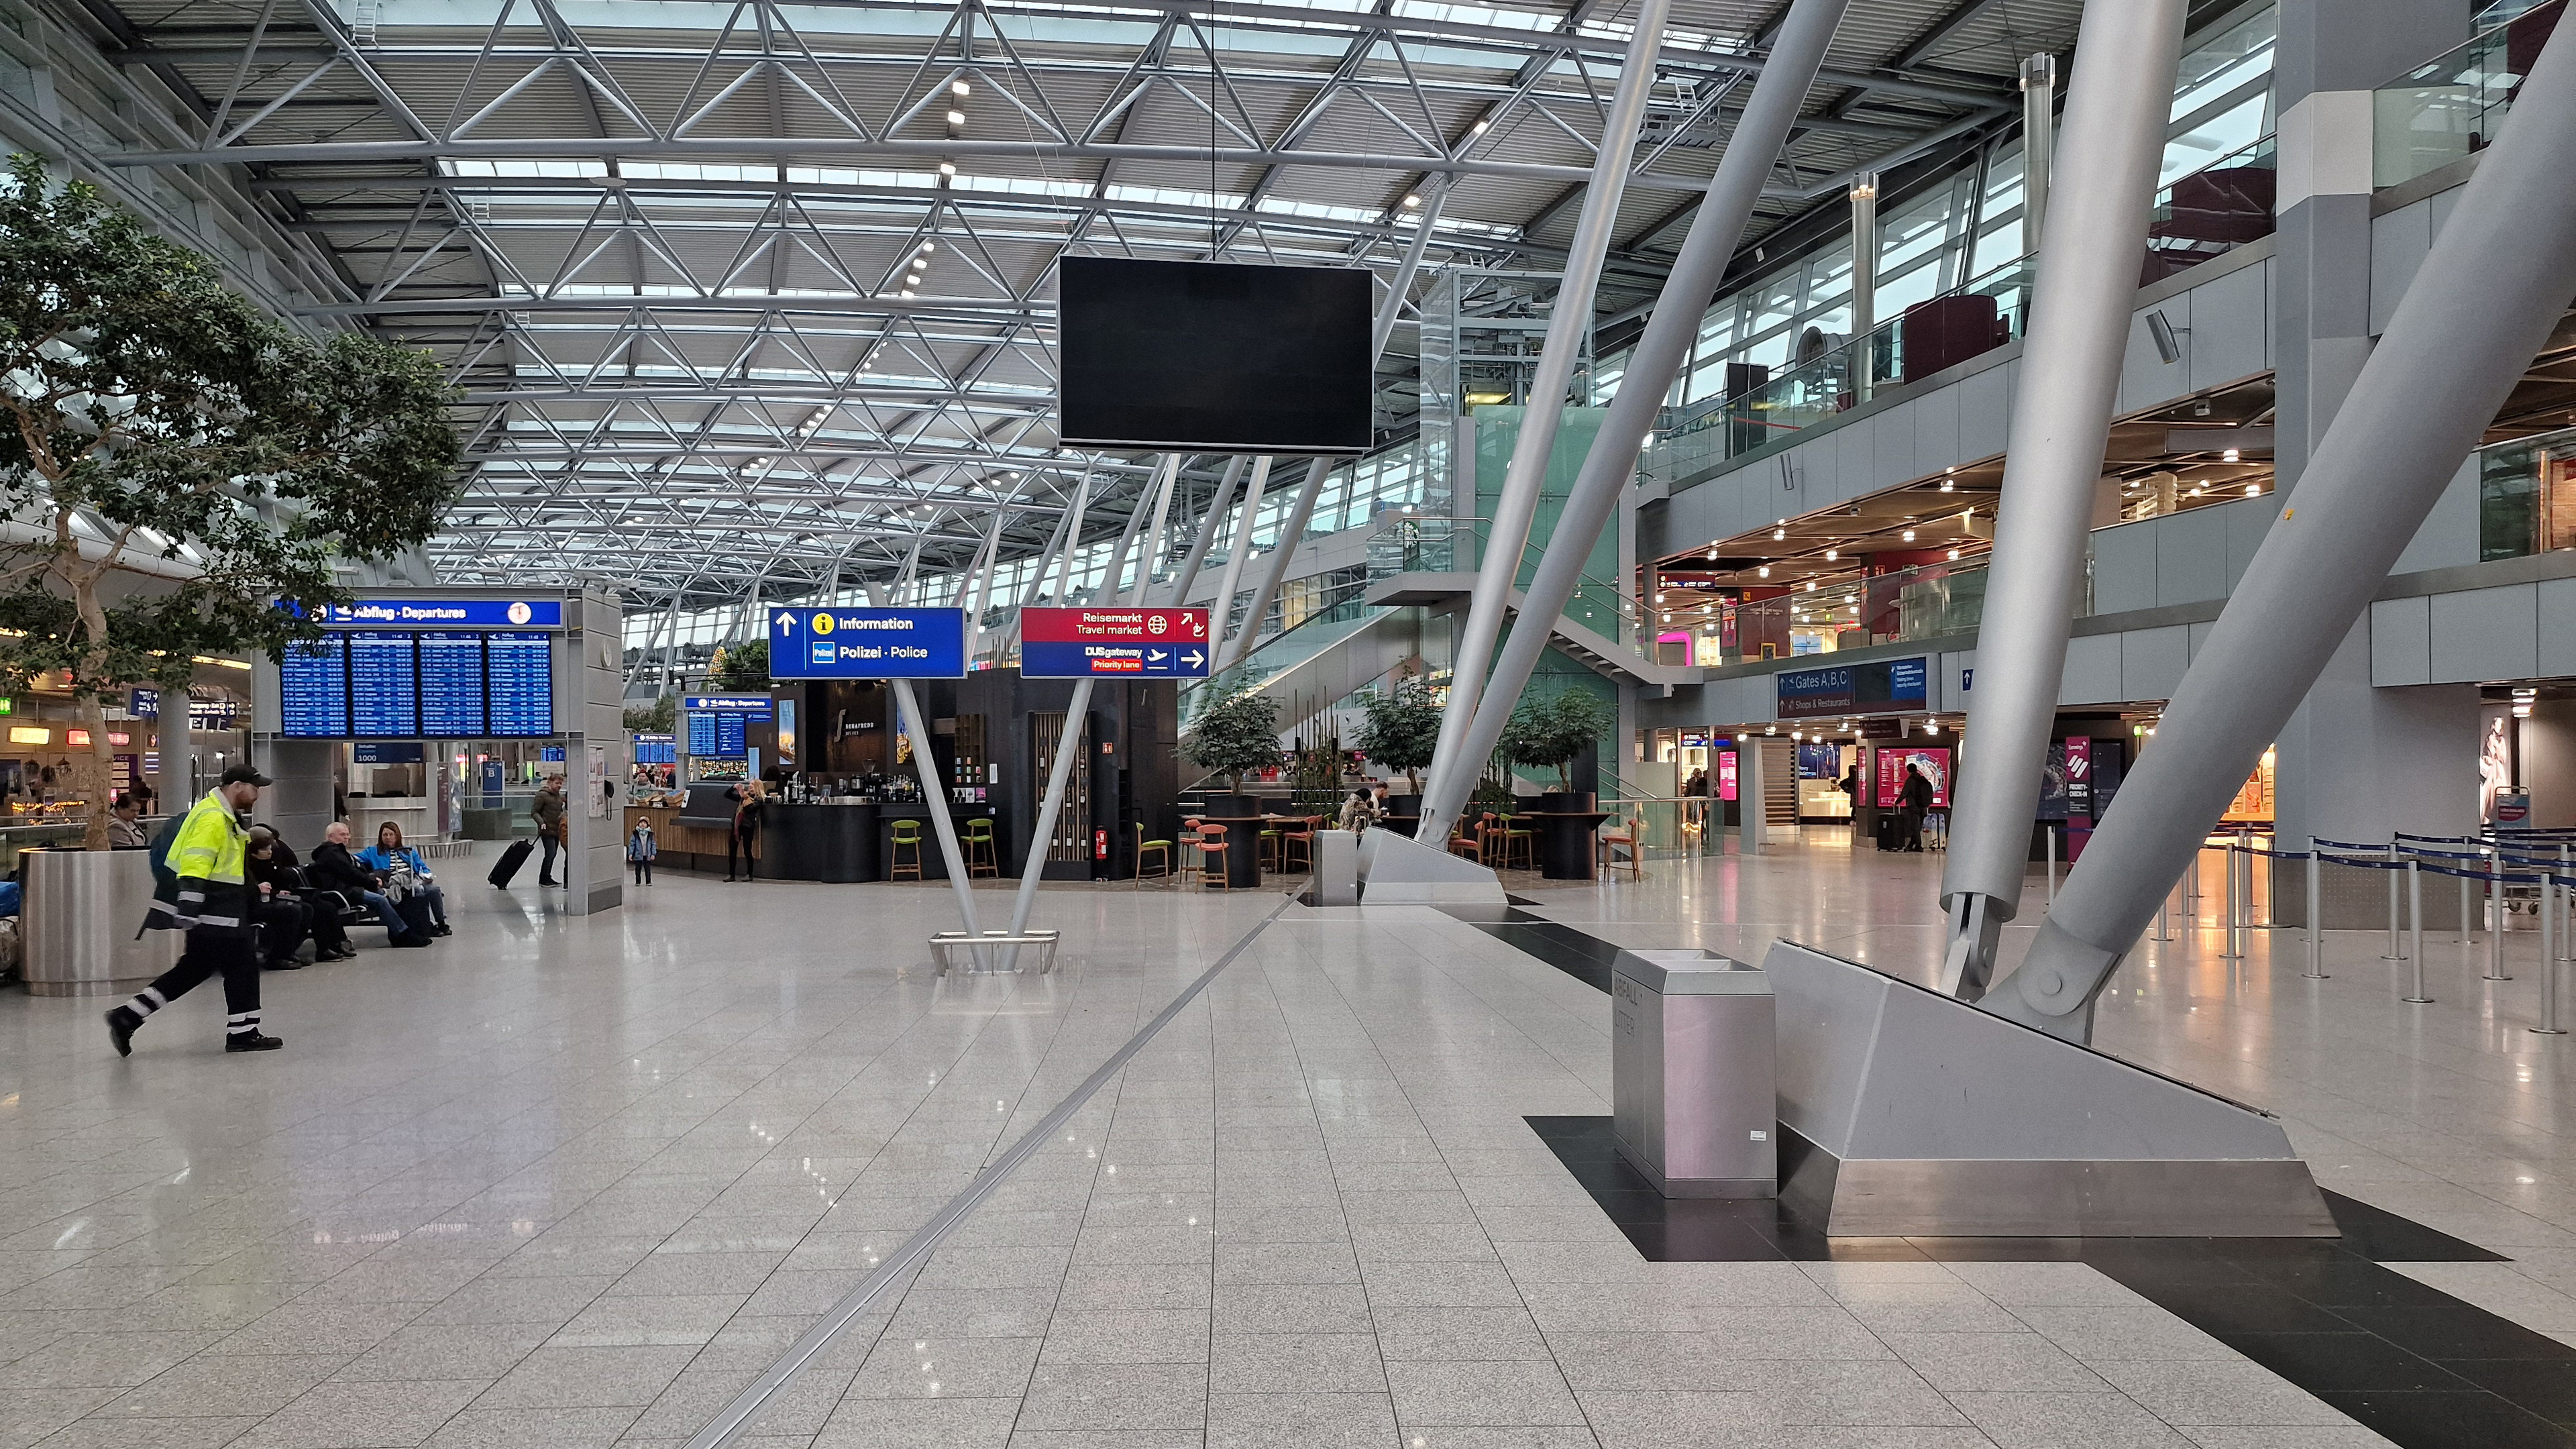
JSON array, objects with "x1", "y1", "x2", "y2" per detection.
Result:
[{"x1": 358, "y1": 822, "x2": 451, "y2": 935}]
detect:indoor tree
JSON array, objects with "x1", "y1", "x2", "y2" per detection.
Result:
[
  {"x1": 710, "y1": 637, "x2": 771, "y2": 690},
  {"x1": 1352, "y1": 673, "x2": 1441, "y2": 795},
  {"x1": 1501, "y1": 689, "x2": 1617, "y2": 795},
  {"x1": 0, "y1": 156, "x2": 460, "y2": 849},
  {"x1": 1179, "y1": 682, "x2": 1281, "y2": 796}
]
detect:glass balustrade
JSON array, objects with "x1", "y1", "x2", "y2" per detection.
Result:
[
  {"x1": 2477, "y1": 422, "x2": 2576, "y2": 561},
  {"x1": 2374, "y1": 1, "x2": 2563, "y2": 189},
  {"x1": 1640, "y1": 137, "x2": 2278, "y2": 491}
]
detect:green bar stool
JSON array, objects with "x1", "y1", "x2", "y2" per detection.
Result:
[
  {"x1": 1134, "y1": 821, "x2": 1174, "y2": 888},
  {"x1": 890, "y1": 818, "x2": 924, "y2": 881},
  {"x1": 963, "y1": 817, "x2": 1000, "y2": 878}
]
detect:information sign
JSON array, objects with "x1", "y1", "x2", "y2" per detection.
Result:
[
  {"x1": 128, "y1": 688, "x2": 160, "y2": 719},
  {"x1": 418, "y1": 632, "x2": 488, "y2": 737},
  {"x1": 349, "y1": 631, "x2": 421, "y2": 737},
  {"x1": 1776, "y1": 655, "x2": 1928, "y2": 720},
  {"x1": 767, "y1": 607, "x2": 967, "y2": 678},
  {"x1": 279, "y1": 637, "x2": 349, "y2": 737},
  {"x1": 319, "y1": 598, "x2": 562, "y2": 629},
  {"x1": 1020, "y1": 607, "x2": 1212, "y2": 678},
  {"x1": 682, "y1": 694, "x2": 775, "y2": 717},
  {"x1": 486, "y1": 633, "x2": 554, "y2": 737}
]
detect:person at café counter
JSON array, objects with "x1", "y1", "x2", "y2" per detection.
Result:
[{"x1": 723, "y1": 780, "x2": 765, "y2": 883}]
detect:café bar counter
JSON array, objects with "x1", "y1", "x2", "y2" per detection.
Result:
[{"x1": 624, "y1": 794, "x2": 1004, "y2": 883}]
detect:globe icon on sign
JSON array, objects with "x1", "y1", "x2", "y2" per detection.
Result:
[
  {"x1": 1146, "y1": 615, "x2": 1167, "y2": 636},
  {"x1": 506, "y1": 601, "x2": 532, "y2": 625}
]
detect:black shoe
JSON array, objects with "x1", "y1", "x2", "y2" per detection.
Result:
[
  {"x1": 225, "y1": 1031, "x2": 284, "y2": 1053},
  {"x1": 429, "y1": 924, "x2": 451, "y2": 937},
  {"x1": 537, "y1": 877, "x2": 557, "y2": 887},
  {"x1": 264, "y1": 957, "x2": 305, "y2": 971},
  {"x1": 106, "y1": 1005, "x2": 141, "y2": 1057}
]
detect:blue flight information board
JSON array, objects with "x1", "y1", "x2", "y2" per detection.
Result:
[
  {"x1": 767, "y1": 607, "x2": 967, "y2": 678},
  {"x1": 486, "y1": 633, "x2": 553, "y2": 737},
  {"x1": 278, "y1": 637, "x2": 349, "y2": 737},
  {"x1": 348, "y1": 632, "x2": 421, "y2": 737},
  {"x1": 417, "y1": 633, "x2": 487, "y2": 737},
  {"x1": 686, "y1": 710, "x2": 748, "y2": 759}
]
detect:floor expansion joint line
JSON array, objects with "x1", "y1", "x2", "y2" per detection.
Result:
[{"x1": 680, "y1": 892, "x2": 1299, "y2": 1449}]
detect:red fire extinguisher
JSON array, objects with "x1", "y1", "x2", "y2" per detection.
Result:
[{"x1": 1093, "y1": 827, "x2": 1109, "y2": 861}]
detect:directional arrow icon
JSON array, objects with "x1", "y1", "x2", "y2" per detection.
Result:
[
  {"x1": 1183, "y1": 649, "x2": 1205, "y2": 669},
  {"x1": 775, "y1": 611, "x2": 798, "y2": 635}
]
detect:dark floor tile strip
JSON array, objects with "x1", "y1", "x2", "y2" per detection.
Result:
[{"x1": 1527, "y1": 1112, "x2": 2576, "y2": 1449}]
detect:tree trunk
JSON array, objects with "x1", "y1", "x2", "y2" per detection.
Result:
[{"x1": 78, "y1": 690, "x2": 113, "y2": 850}]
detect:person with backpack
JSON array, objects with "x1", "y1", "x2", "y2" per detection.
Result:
[
  {"x1": 109, "y1": 764, "x2": 282, "y2": 1055},
  {"x1": 627, "y1": 818, "x2": 656, "y2": 885}
]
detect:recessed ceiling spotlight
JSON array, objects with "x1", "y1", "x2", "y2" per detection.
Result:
[
  {"x1": 2222, "y1": 447, "x2": 2240, "y2": 462},
  {"x1": 1901, "y1": 529, "x2": 1915, "y2": 542},
  {"x1": 1939, "y1": 479, "x2": 1954, "y2": 492},
  {"x1": 1823, "y1": 549, "x2": 1837, "y2": 561},
  {"x1": 1756, "y1": 565, "x2": 1770, "y2": 578},
  {"x1": 1772, "y1": 527, "x2": 1786, "y2": 540},
  {"x1": 1947, "y1": 548, "x2": 1960, "y2": 559},
  {"x1": 938, "y1": 161, "x2": 957, "y2": 176}
]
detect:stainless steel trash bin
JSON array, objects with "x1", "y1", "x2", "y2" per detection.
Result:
[
  {"x1": 1312, "y1": 829, "x2": 1360, "y2": 906},
  {"x1": 1611, "y1": 949, "x2": 1776, "y2": 1198}
]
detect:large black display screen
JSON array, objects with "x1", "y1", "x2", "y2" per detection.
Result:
[{"x1": 1057, "y1": 257, "x2": 1373, "y2": 452}]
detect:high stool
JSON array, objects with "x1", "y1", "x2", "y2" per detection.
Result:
[
  {"x1": 890, "y1": 818, "x2": 924, "y2": 881},
  {"x1": 1178, "y1": 817, "x2": 1205, "y2": 886},
  {"x1": 1197, "y1": 823, "x2": 1232, "y2": 890},
  {"x1": 1134, "y1": 820, "x2": 1174, "y2": 888},
  {"x1": 1281, "y1": 815, "x2": 1320, "y2": 872},
  {"x1": 1493, "y1": 814, "x2": 1537, "y2": 871},
  {"x1": 1258, "y1": 820, "x2": 1283, "y2": 871},
  {"x1": 962, "y1": 818, "x2": 999, "y2": 878}
]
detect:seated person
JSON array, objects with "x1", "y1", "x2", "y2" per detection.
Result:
[
  {"x1": 311, "y1": 821, "x2": 429, "y2": 947},
  {"x1": 357, "y1": 822, "x2": 449, "y2": 936},
  {"x1": 108, "y1": 794, "x2": 150, "y2": 849},
  {"x1": 244, "y1": 828, "x2": 314, "y2": 970}
]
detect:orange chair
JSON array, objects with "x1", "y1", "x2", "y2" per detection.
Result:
[
  {"x1": 1197, "y1": 822, "x2": 1232, "y2": 891},
  {"x1": 1281, "y1": 815, "x2": 1321, "y2": 872},
  {"x1": 1448, "y1": 821, "x2": 1483, "y2": 861},
  {"x1": 1599, "y1": 811, "x2": 1645, "y2": 881}
]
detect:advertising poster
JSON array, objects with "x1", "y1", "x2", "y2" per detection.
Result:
[
  {"x1": 1717, "y1": 749, "x2": 1738, "y2": 802},
  {"x1": 1876, "y1": 747, "x2": 1951, "y2": 809}
]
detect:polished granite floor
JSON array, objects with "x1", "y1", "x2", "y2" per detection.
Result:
[{"x1": 4, "y1": 833, "x2": 2575, "y2": 1448}]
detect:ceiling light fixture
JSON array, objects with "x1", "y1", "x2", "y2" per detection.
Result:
[
  {"x1": 947, "y1": 109, "x2": 966, "y2": 125},
  {"x1": 1901, "y1": 529, "x2": 1915, "y2": 542},
  {"x1": 1757, "y1": 565, "x2": 1770, "y2": 578},
  {"x1": 938, "y1": 161, "x2": 957, "y2": 176},
  {"x1": 952, "y1": 79, "x2": 971, "y2": 96}
]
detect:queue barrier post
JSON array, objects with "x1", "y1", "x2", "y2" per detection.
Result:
[
  {"x1": 2535, "y1": 870, "x2": 2566, "y2": 1036},
  {"x1": 2304, "y1": 843, "x2": 2326, "y2": 979},
  {"x1": 2562, "y1": 847, "x2": 2573, "y2": 965},
  {"x1": 2383, "y1": 842, "x2": 2406, "y2": 961},
  {"x1": 2045, "y1": 824, "x2": 2057, "y2": 906},
  {"x1": 2402, "y1": 858, "x2": 2431, "y2": 1004},
  {"x1": 2491, "y1": 849, "x2": 2512, "y2": 981}
]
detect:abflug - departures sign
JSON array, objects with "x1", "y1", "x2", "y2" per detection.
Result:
[
  {"x1": 318, "y1": 599, "x2": 563, "y2": 628},
  {"x1": 1775, "y1": 656, "x2": 1929, "y2": 720}
]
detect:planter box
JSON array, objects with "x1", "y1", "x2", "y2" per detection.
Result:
[{"x1": 21, "y1": 848, "x2": 182, "y2": 997}]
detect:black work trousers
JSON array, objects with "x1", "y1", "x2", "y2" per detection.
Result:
[
  {"x1": 728, "y1": 828, "x2": 757, "y2": 879},
  {"x1": 147, "y1": 928, "x2": 260, "y2": 1016}
]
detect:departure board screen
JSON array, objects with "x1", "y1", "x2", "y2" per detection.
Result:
[
  {"x1": 417, "y1": 633, "x2": 486, "y2": 737},
  {"x1": 486, "y1": 633, "x2": 553, "y2": 737},
  {"x1": 278, "y1": 636, "x2": 350, "y2": 737},
  {"x1": 347, "y1": 632, "x2": 421, "y2": 737},
  {"x1": 684, "y1": 710, "x2": 749, "y2": 758}
]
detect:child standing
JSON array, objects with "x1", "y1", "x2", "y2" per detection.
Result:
[{"x1": 626, "y1": 818, "x2": 656, "y2": 885}]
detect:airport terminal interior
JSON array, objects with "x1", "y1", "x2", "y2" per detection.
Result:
[{"x1": 12, "y1": 0, "x2": 2576, "y2": 1446}]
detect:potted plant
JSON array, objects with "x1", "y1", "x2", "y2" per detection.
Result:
[
  {"x1": 1179, "y1": 681, "x2": 1280, "y2": 815},
  {"x1": 1505, "y1": 690, "x2": 1616, "y2": 807},
  {"x1": 1352, "y1": 674, "x2": 1440, "y2": 817},
  {"x1": 0, "y1": 156, "x2": 458, "y2": 987}
]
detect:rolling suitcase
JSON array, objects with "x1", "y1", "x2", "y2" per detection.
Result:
[
  {"x1": 396, "y1": 894, "x2": 435, "y2": 938},
  {"x1": 488, "y1": 839, "x2": 535, "y2": 888}
]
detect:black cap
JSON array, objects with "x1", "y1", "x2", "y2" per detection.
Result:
[{"x1": 221, "y1": 763, "x2": 273, "y2": 788}]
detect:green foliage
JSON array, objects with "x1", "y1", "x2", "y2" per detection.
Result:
[
  {"x1": 1179, "y1": 682, "x2": 1280, "y2": 793},
  {"x1": 1352, "y1": 674, "x2": 1442, "y2": 793},
  {"x1": 1501, "y1": 688, "x2": 1617, "y2": 792},
  {"x1": 623, "y1": 694, "x2": 677, "y2": 733},
  {"x1": 0, "y1": 156, "x2": 460, "y2": 846},
  {"x1": 710, "y1": 637, "x2": 771, "y2": 690}
]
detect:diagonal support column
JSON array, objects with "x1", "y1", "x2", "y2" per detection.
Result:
[
  {"x1": 864, "y1": 580, "x2": 985, "y2": 965},
  {"x1": 1936, "y1": 0, "x2": 2188, "y2": 1002},
  {"x1": 1417, "y1": 0, "x2": 1847, "y2": 845},
  {"x1": 1421, "y1": 0, "x2": 1671, "y2": 811},
  {"x1": 1208, "y1": 455, "x2": 1273, "y2": 648},
  {"x1": 1986, "y1": 15, "x2": 2576, "y2": 1044},
  {"x1": 1167, "y1": 455, "x2": 1246, "y2": 606}
]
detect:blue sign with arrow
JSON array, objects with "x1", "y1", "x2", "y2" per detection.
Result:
[{"x1": 767, "y1": 607, "x2": 967, "y2": 679}]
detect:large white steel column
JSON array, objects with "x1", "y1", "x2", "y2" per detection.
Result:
[
  {"x1": 1935, "y1": 0, "x2": 2187, "y2": 1002},
  {"x1": 1415, "y1": 0, "x2": 1847, "y2": 844},
  {"x1": 863, "y1": 580, "x2": 986, "y2": 961},
  {"x1": 1208, "y1": 455, "x2": 1272, "y2": 651},
  {"x1": 2019, "y1": 53, "x2": 2054, "y2": 256},
  {"x1": 1421, "y1": 0, "x2": 1670, "y2": 810},
  {"x1": 1986, "y1": 15, "x2": 2576, "y2": 1043},
  {"x1": 1167, "y1": 456, "x2": 1246, "y2": 606}
]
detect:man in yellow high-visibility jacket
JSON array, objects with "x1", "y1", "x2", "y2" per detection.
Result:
[{"x1": 108, "y1": 763, "x2": 283, "y2": 1055}]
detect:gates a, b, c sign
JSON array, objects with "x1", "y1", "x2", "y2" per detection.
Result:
[
  {"x1": 769, "y1": 607, "x2": 967, "y2": 678},
  {"x1": 1021, "y1": 607, "x2": 1211, "y2": 678}
]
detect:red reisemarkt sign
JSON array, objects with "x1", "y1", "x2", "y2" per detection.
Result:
[{"x1": 1020, "y1": 607, "x2": 1212, "y2": 678}]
